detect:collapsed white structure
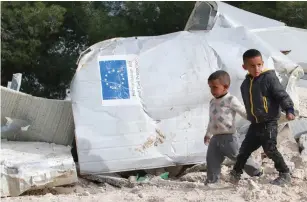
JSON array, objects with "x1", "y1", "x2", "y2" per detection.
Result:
[
  {"x1": 71, "y1": 32, "x2": 303, "y2": 174},
  {"x1": 0, "y1": 140, "x2": 78, "y2": 197},
  {"x1": 185, "y1": 1, "x2": 307, "y2": 72},
  {"x1": 1, "y1": 87, "x2": 76, "y2": 196},
  {"x1": 0, "y1": 87, "x2": 74, "y2": 146},
  {"x1": 71, "y1": 2, "x2": 305, "y2": 174},
  {"x1": 252, "y1": 27, "x2": 307, "y2": 73}
]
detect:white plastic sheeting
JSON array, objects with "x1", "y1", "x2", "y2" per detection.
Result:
[
  {"x1": 212, "y1": 2, "x2": 285, "y2": 29},
  {"x1": 71, "y1": 27, "x2": 303, "y2": 174},
  {"x1": 252, "y1": 27, "x2": 307, "y2": 73}
]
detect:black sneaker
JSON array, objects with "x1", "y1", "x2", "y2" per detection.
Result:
[
  {"x1": 270, "y1": 173, "x2": 291, "y2": 186},
  {"x1": 229, "y1": 170, "x2": 240, "y2": 185}
]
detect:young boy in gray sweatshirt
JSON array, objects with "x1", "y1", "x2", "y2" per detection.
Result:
[{"x1": 204, "y1": 70, "x2": 262, "y2": 184}]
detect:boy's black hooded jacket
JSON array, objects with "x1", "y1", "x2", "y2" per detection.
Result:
[{"x1": 241, "y1": 69, "x2": 294, "y2": 123}]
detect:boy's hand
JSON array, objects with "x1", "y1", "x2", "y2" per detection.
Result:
[
  {"x1": 204, "y1": 136, "x2": 211, "y2": 145},
  {"x1": 286, "y1": 113, "x2": 295, "y2": 121}
]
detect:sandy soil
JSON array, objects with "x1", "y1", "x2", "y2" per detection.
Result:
[
  {"x1": 2, "y1": 169, "x2": 307, "y2": 202},
  {"x1": 2, "y1": 87, "x2": 307, "y2": 202}
]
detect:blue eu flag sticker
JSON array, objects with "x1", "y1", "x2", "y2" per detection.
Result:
[{"x1": 99, "y1": 60, "x2": 130, "y2": 100}]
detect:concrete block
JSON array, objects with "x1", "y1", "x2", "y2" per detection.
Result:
[{"x1": 0, "y1": 140, "x2": 78, "y2": 197}]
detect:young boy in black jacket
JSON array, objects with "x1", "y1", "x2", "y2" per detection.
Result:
[{"x1": 230, "y1": 49, "x2": 295, "y2": 186}]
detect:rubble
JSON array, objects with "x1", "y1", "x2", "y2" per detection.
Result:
[
  {"x1": 0, "y1": 140, "x2": 78, "y2": 197},
  {"x1": 148, "y1": 177, "x2": 206, "y2": 189},
  {"x1": 2, "y1": 118, "x2": 307, "y2": 202},
  {"x1": 183, "y1": 164, "x2": 206, "y2": 174},
  {"x1": 164, "y1": 166, "x2": 184, "y2": 178},
  {"x1": 286, "y1": 161, "x2": 296, "y2": 172},
  {"x1": 292, "y1": 169, "x2": 306, "y2": 180},
  {"x1": 299, "y1": 134, "x2": 307, "y2": 155},
  {"x1": 297, "y1": 87, "x2": 307, "y2": 117},
  {"x1": 180, "y1": 172, "x2": 206, "y2": 183},
  {"x1": 82, "y1": 174, "x2": 131, "y2": 188},
  {"x1": 289, "y1": 118, "x2": 307, "y2": 139},
  {"x1": 248, "y1": 179, "x2": 260, "y2": 190}
]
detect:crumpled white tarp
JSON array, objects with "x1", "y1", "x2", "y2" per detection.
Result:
[
  {"x1": 252, "y1": 27, "x2": 307, "y2": 73},
  {"x1": 212, "y1": 2, "x2": 285, "y2": 29},
  {"x1": 71, "y1": 27, "x2": 303, "y2": 174},
  {"x1": 185, "y1": 1, "x2": 307, "y2": 74},
  {"x1": 185, "y1": 2, "x2": 285, "y2": 31}
]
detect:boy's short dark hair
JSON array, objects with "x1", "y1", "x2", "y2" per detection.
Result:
[
  {"x1": 243, "y1": 49, "x2": 262, "y2": 62},
  {"x1": 208, "y1": 70, "x2": 230, "y2": 86}
]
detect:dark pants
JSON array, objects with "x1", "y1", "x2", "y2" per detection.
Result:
[
  {"x1": 207, "y1": 134, "x2": 260, "y2": 182},
  {"x1": 233, "y1": 121, "x2": 289, "y2": 175}
]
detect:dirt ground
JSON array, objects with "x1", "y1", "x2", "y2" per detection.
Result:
[
  {"x1": 3, "y1": 125, "x2": 307, "y2": 202},
  {"x1": 2, "y1": 170, "x2": 307, "y2": 202}
]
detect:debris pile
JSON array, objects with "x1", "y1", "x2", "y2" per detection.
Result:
[
  {"x1": 1, "y1": 140, "x2": 78, "y2": 197},
  {"x1": 1, "y1": 121, "x2": 307, "y2": 201}
]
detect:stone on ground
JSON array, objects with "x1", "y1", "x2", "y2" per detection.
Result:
[{"x1": 1, "y1": 140, "x2": 78, "y2": 197}]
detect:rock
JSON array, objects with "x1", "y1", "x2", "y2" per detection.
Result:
[
  {"x1": 267, "y1": 186, "x2": 282, "y2": 195},
  {"x1": 220, "y1": 165, "x2": 231, "y2": 180},
  {"x1": 299, "y1": 134, "x2": 307, "y2": 153},
  {"x1": 138, "y1": 193, "x2": 144, "y2": 198},
  {"x1": 148, "y1": 179, "x2": 203, "y2": 189},
  {"x1": 263, "y1": 164, "x2": 277, "y2": 174},
  {"x1": 53, "y1": 187, "x2": 75, "y2": 195},
  {"x1": 78, "y1": 178, "x2": 90, "y2": 187},
  {"x1": 89, "y1": 182, "x2": 97, "y2": 187},
  {"x1": 165, "y1": 166, "x2": 184, "y2": 177},
  {"x1": 82, "y1": 191, "x2": 90, "y2": 196},
  {"x1": 145, "y1": 168, "x2": 166, "y2": 176},
  {"x1": 221, "y1": 165, "x2": 229, "y2": 175},
  {"x1": 183, "y1": 197, "x2": 189, "y2": 201},
  {"x1": 263, "y1": 161, "x2": 295, "y2": 174},
  {"x1": 286, "y1": 161, "x2": 296, "y2": 172},
  {"x1": 180, "y1": 172, "x2": 205, "y2": 183},
  {"x1": 0, "y1": 141, "x2": 78, "y2": 197},
  {"x1": 292, "y1": 169, "x2": 306, "y2": 180},
  {"x1": 104, "y1": 183, "x2": 117, "y2": 191},
  {"x1": 128, "y1": 176, "x2": 137, "y2": 183},
  {"x1": 45, "y1": 193, "x2": 54, "y2": 197},
  {"x1": 291, "y1": 155, "x2": 304, "y2": 168},
  {"x1": 299, "y1": 134, "x2": 307, "y2": 148},
  {"x1": 301, "y1": 153, "x2": 307, "y2": 164},
  {"x1": 82, "y1": 174, "x2": 130, "y2": 188},
  {"x1": 243, "y1": 189, "x2": 268, "y2": 201},
  {"x1": 248, "y1": 179, "x2": 260, "y2": 190},
  {"x1": 222, "y1": 158, "x2": 234, "y2": 166},
  {"x1": 98, "y1": 187, "x2": 105, "y2": 193},
  {"x1": 183, "y1": 164, "x2": 206, "y2": 174},
  {"x1": 130, "y1": 187, "x2": 140, "y2": 194},
  {"x1": 147, "y1": 196, "x2": 164, "y2": 202}
]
